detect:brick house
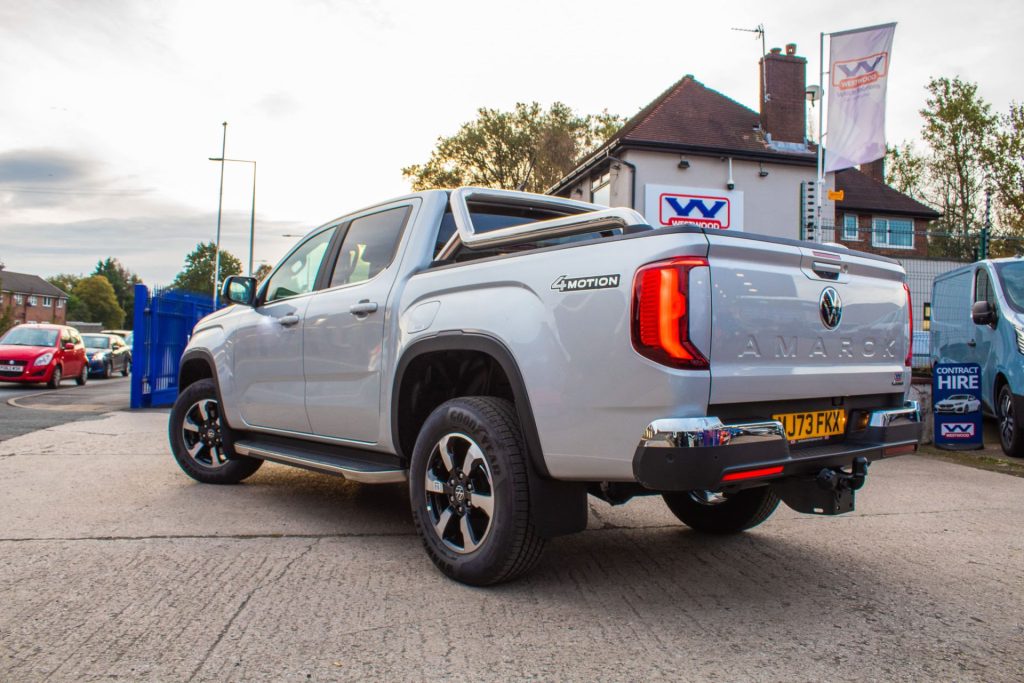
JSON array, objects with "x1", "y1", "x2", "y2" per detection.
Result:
[
  {"x1": 832, "y1": 159, "x2": 940, "y2": 258},
  {"x1": 0, "y1": 269, "x2": 68, "y2": 325},
  {"x1": 549, "y1": 42, "x2": 940, "y2": 258}
]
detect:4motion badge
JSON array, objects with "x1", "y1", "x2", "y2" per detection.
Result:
[{"x1": 551, "y1": 274, "x2": 620, "y2": 292}]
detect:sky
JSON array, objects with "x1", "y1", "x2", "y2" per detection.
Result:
[{"x1": 0, "y1": 0, "x2": 1020, "y2": 285}]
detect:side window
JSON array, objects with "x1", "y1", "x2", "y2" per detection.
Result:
[
  {"x1": 264, "y1": 228, "x2": 336, "y2": 304},
  {"x1": 329, "y1": 207, "x2": 409, "y2": 288},
  {"x1": 975, "y1": 269, "x2": 993, "y2": 305},
  {"x1": 61, "y1": 330, "x2": 71, "y2": 345}
]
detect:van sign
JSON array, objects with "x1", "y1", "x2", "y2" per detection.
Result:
[{"x1": 933, "y1": 362, "x2": 983, "y2": 450}]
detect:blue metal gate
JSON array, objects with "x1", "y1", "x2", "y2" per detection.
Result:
[{"x1": 130, "y1": 284, "x2": 215, "y2": 409}]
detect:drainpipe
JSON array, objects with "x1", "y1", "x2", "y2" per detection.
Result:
[{"x1": 606, "y1": 154, "x2": 637, "y2": 210}]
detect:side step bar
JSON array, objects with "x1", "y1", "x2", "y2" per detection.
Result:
[{"x1": 234, "y1": 438, "x2": 407, "y2": 484}]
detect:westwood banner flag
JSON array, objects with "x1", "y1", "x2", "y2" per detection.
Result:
[{"x1": 825, "y1": 22, "x2": 896, "y2": 173}]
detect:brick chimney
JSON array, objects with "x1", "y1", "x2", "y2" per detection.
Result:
[
  {"x1": 759, "y1": 43, "x2": 807, "y2": 144},
  {"x1": 860, "y1": 157, "x2": 886, "y2": 184}
]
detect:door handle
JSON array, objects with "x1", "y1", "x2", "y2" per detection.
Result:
[
  {"x1": 967, "y1": 339, "x2": 977, "y2": 347},
  {"x1": 278, "y1": 314, "x2": 301, "y2": 327},
  {"x1": 349, "y1": 300, "x2": 379, "y2": 316}
]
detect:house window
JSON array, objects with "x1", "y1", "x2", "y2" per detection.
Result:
[
  {"x1": 27, "y1": 296, "x2": 37, "y2": 306},
  {"x1": 872, "y1": 218, "x2": 914, "y2": 249},
  {"x1": 14, "y1": 294, "x2": 24, "y2": 305},
  {"x1": 591, "y1": 172, "x2": 610, "y2": 207},
  {"x1": 42, "y1": 296, "x2": 53, "y2": 307},
  {"x1": 57, "y1": 298, "x2": 65, "y2": 308},
  {"x1": 843, "y1": 214, "x2": 859, "y2": 240}
]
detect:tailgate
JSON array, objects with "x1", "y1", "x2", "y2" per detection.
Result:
[{"x1": 706, "y1": 234, "x2": 909, "y2": 405}]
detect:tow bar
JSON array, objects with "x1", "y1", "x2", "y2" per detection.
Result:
[{"x1": 772, "y1": 457, "x2": 870, "y2": 515}]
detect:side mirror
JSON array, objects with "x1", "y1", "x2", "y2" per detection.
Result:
[
  {"x1": 64, "y1": 343, "x2": 75, "y2": 351},
  {"x1": 222, "y1": 275, "x2": 257, "y2": 307},
  {"x1": 971, "y1": 300, "x2": 997, "y2": 327}
]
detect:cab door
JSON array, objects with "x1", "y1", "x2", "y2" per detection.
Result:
[
  {"x1": 971, "y1": 266, "x2": 1000, "y2": 410},
  {"x1": 303, "y1": 202, "x2": 414, "y2": 443},
  {"x1": 230, "y1": 225, "x2": 338, "y2": 433}
]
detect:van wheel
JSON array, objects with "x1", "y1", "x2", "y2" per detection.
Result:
[
  {"x1": 662, "y1": 487, "x2": 780, "y2": 534},
  {"x1": 997, "y1": 385, "x2": 1024, "y2": 457},
  {"x1": 409, "y1": 397, "x2": 545, "y2": 586},
  {"x1": 168, "y1": 379, "x2": 263, "y2": 484}
]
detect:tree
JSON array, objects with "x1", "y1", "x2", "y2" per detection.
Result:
[
  {"x1": 919, "y1": 77, "x2": 997, "y2": 259},
  {"x1": 403, "y1": 102, "x2": 624, "y2": 194},
  {"x1": 253, "y1": 263, "x2": 273, "y2": 283},
  {"x1": 92, "y1": 258, "x2": 142, "y2": 327},
  {"x1": 0, "y1": 277, "x2": 15, "y2": 335},
  {"x1": 991, "y1": 102, "x2": 1024, "y2": 235},
  {"x1": 171, "y1": 242, "x2": 243, "y2": 295},
  {"x1": 885, "y1": 142, "x2": 927, "y2": 200},
  {"x1": 72, "y1": 275, "x2": 125, "y2": 328},
  {"x1": 47, "y1": 273, "x2": 91, "y2": 322}
]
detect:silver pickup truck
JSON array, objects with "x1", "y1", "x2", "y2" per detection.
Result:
[{"x1": 168, "y1": 187, "x2": 922, "y2": 585}]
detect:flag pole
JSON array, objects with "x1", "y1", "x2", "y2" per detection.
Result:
[{"x1": 816, "y1": 31, "x2": 826, "y2": 244}]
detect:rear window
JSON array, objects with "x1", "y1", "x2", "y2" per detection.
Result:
[
  {"x1": 433, "y1": 202, "x2": 629, "y2": 263},
  {"x1": 82, "y1": 335, "x2": 111, "y2": 349}
]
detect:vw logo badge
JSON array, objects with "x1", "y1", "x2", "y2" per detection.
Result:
[{"x1": 819, "y1": 287, "x2": 843, "y2": 329}]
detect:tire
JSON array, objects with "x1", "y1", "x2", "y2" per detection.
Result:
[
  {"x1": 121, "y1": 358, "x2": 131, "y2": 377},
  {"x1": 75, "y1": 363, "x2": 88, "y2": 386},
  {"x1": 409, "y1": 397, "x2": 545, "y2": 586},
  {"x1": 168, "y1": 378, "x2": 263, "y2": 484},
  {"x1": 997, "y1": 384, "x2": 1024, "y2": 458},
  {"x1": 47, "y1": 365, "x2": 62, "y2": 389},
  {"x1": 662, "y1": 487, "x2": 780, "y2": 534},
  {"x1": 103, "y1": 360, "x2": 112, "y2": 379}
]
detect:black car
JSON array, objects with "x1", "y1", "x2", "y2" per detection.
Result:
[{"x1": 82, "y1": 334, "x2": 131, "y2": 378}]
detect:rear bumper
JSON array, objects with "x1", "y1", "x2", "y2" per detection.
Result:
[{"x1": 632, "y1": 401, "x2": 922, "y2": 491}]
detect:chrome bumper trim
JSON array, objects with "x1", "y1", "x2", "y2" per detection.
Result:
[
  {"x1": 867, "y1": 400, "x2": 921, "y2": 428},
  {"x1": 641, "y1": 417, "x2": 787, "y2": 450},
  {"x1": 641, "y1": 401, "x2": 921, "y2": 450}
]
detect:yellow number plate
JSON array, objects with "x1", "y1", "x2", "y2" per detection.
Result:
[{"x1": 772, "y1": 409, "x2": 847, "y2": 442}]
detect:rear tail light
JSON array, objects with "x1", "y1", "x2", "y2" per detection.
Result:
[
  {"x1": 903, "y1": 283, "x2": 913, "y2": 367},
  {"x1": 631, "y1": 257, "x2": 709, "y2": 370}
]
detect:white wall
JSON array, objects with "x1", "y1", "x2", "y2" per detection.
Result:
[{"x1": 564, "y1": 149, "x2": 836, "y2": 240}]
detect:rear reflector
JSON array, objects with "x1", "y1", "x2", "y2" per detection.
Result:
[
  {"x1": 721, "y1": 465, "x2": 784, "y2": 482},
  {"x1": 631, "y1": 256, "x2": 709, "y2": 370}
]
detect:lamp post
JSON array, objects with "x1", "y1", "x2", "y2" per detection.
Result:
[
  {"x1": 212, "y1": 122, "x2": 227, "y2": 304},
  {"x1": 208, "y1": 157, "x2": 258, "y2": 277}
]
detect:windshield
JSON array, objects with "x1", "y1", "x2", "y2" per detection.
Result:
[
  {"x1": 82, "y1": 335, "x2": 111, "y2": 349},
  {"x1": 995, "y1": 261, "x2": 1024, "y2": 313},
  {"x1": 0, "y1": 327, "x2": 58, "y2": 347}
]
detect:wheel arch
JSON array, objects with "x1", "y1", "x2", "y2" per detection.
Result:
[
  {"x1": 391, "y1": 333, "x2": 550, "y2": 477},
  {"x1": 392, "y1": 332, "x2": 588, "y2": 538},
  {"x1": 178, "y1": 349, "x2": 220, "y2": 396}
]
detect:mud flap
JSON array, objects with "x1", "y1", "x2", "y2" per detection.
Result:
[{"x1": 771, "y1": 457, "x2": 869, "y2": 516}]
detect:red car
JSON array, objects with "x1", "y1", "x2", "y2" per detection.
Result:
[{"x1": 0, "y1": 324, "x2": 89, "y2": 388}]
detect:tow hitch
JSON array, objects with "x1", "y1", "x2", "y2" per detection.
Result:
[{"x1": 772, "y1": 457, "x2": 870, "y2": 515}]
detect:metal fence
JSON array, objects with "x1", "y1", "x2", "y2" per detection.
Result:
[{"x1": 130, "y1": 284, "x2": 215, "y2": 409}]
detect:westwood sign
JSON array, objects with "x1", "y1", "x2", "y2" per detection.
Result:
[
  {"x1": 832, "y1": 52, "x2": 889, "y2": 91},
  {"x1": 645, "y1": 184, "x2": 744, "y2": 231}
]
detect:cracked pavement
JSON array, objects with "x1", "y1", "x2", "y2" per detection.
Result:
[{"x1": 1, "y1": 411, "x2": 1023, "y2": 681}]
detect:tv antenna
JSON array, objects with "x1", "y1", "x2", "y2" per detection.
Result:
[{"x1": 732, "y1": 24, "x2": 768, "y2": 103}]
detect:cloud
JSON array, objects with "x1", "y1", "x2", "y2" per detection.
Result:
[
  {"x1": 0, "y1": 148, "x2": 95, "y2": 184},
  {"x1": 0, "y1": 211, "x2": 308, "y2": 286},
  {"x1": 252, "y1": 92, "x2": 300, "y2": 119}
]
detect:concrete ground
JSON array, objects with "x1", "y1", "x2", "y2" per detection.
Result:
[{"x1": 1, "y1": 411, "x2": 1023, "y2": 682}]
